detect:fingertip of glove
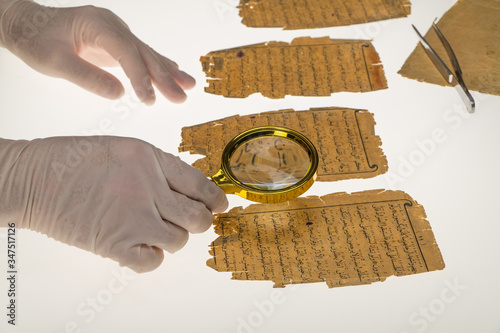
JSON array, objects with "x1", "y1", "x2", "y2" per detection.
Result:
[
  {"x1": 142, "y1": 94, "x2": 156, "y2": 106},
  {"x1": 123, "y1": 245, "x2": 164, "y2": 273},
  {"x1": 201, "y1": 181, "x2": 229, "y2": 214},
  {"x1": 103, "y1": 81, "x2": 125, "y2": 100},
  {"x1": 168, "y1": 92, "x2": 188, "y2": 104},
  {"x1": 180, "y1": 75, "x2": 196, "y2": 91},
  {"x1": 211, "y1": 186, "x2": 229, "y2": 214},
  {"x1": 215, "y1": 194, "x2": 229, "y2": 214}
]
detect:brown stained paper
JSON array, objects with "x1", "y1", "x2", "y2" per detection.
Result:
[
  {"x1": 200, "y1": 37, "x2": 388, "y2": 98},
  {"x1": 239, "y1": 0, "x2": 411, "y2": 30},
  {"x1": 399, "y1": 0, "x2": 500, "y2": 96},
  {"x1": 178, "y1": 107, "x2": 388, "y2": 182},
  {"x1": 208, "y1": 190, "x2": 445, "y2": 288}
]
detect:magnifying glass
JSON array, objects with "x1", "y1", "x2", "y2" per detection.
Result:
[{"x1": 212, "y1": 126, "x2": 318, "y2": 203}]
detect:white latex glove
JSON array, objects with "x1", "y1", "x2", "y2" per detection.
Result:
[
  {"x1": 0, "y1": 0, "x2": 195, "y2": 104},
  {"x1": 0, "y1": 136, "x2": 228, "y2": 273}
]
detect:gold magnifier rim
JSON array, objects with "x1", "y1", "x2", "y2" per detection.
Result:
[{"x1": 214, "y1": 126, "x2": 318, "y2": 203}]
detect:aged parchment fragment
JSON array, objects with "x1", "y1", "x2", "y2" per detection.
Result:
[
  {"x1": 179, "y1": 107, "x2": 388, "y2": 182},
  {"x1": 201, "y1": 37, "x2": 387, "y2": 98},
  {"x1": 208, "y1": 190, "x2": 445, "y2": 288},
  {"x1": 239, "y1": 0, "x2": 411, "y2": 30},
  {"x1": 399, "y1": 0, "x2": 500, "y2": 96}
]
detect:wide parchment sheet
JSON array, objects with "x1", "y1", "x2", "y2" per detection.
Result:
[
  {"x1": 399, "y1": 0, "x2": 500, "y2": 96},
  {"x1": 208, "y1": 190, "x2": 445, "y2": 288},
  {"x1": 238, "y1": 0, "x2": 411, "y2": 30},
  {"x1": 179, "y1": 107, "x2": 388, "y2": 182},
  {"x1": 200, "y1": 37, "x2": 387, "y2": 98}
]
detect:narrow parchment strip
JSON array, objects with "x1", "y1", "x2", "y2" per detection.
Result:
[
  {"x1": 239, "y1": 0, "x2": 411, "y2": 30},
  {"x1": 399, "y1": 0, "x2": 500, "y2": 96},
  {"x1": 178, "y1": 107, "x2": 388, "y2": 182},
  {"x1": 208, "y1": 190, "x2": 445, "y2": 288},
  {"x1": 200, "y1": 37, "x2": 387, "y2": 98}
]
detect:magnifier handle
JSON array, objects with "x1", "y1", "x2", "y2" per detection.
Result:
[{"x1": 211, "y1": 169, "x2": 239, "y2": 195}]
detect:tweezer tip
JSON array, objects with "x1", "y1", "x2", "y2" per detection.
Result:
[
  {"x1": 412, "y1": 24, "x2": 424, "y2": 38},
  {"x1": 432, "y1": 22, "x2": 443, "y2": 34},
  {"x1": 469, "y1": 101, "x2": 476, "y2": 114}
]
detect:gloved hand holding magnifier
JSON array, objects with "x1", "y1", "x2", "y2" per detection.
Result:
[{"x1": 212, "y1": 127, "x2": 319, "y2": 203}]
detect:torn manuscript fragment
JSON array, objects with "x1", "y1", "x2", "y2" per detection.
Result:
[
  {"x1": 239, "y1": 0, "x2": 411, "y2": 30},
  {"x1": 200, "y1": 37, "x2": 387, "y2": 98},
  {"x1": 208, "y1": 190, "x2": 445, "y2": 288},
  {"x1": 179, "y1": 107, "x2": 388, "y2": 182},
  {"x1": 399, "y1": 0, "x2": 500, "y2": 96}
]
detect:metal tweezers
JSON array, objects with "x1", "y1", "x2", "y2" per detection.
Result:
[{"x1": 412, "y1": 23, "x2": 475, "y2": 113}]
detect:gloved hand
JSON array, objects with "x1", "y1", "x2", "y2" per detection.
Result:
[
  {"x1": 0, "y1": 136, "x2": 228, "y2": 273},
  {"x1": 0, "y1": 0, "x2": 195, "y2": 104}
]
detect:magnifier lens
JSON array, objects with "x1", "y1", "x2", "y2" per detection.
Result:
[{"x1": 229, "y1": 136, "x2": 310, "y2": 191}]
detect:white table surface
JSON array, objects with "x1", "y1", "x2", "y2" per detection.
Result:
[{"x1": 1, "y1": 0, "x2": 499, "y2": 332}]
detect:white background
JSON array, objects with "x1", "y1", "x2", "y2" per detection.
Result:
[{"x1": 1, "y1": 0, "x2": 499, "y2": 332}]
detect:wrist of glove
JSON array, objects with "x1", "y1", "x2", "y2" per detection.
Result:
[
  {"x1": 0, "y1": 1, "x2": 195, "y2": 104},
  {"x1": 0, "y1": 136, "x2": 228, "y2": 273}
]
